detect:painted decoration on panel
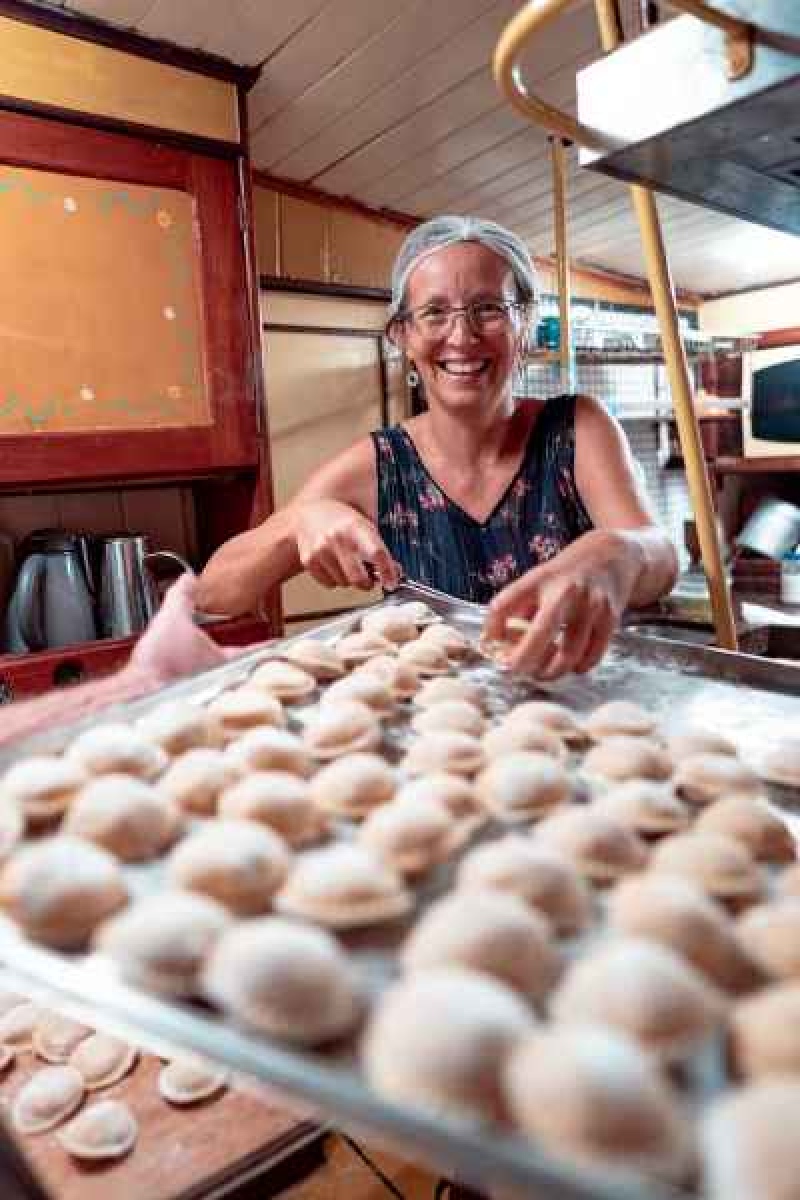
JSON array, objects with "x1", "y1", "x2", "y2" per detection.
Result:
[{"x1": 0, "y1": 166, "x2": 211, "y2": 433}]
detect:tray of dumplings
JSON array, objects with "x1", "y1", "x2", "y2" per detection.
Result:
[{"x1": 0, "y1": 581, "x2": 800, "y2": 1200}]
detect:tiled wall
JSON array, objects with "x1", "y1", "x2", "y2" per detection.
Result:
[{"x1": 524, "y1": 357, "x2": 693, "y2": 569}]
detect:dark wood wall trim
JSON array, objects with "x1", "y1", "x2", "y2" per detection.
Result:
[
  {"x1": 757, "y1": 327, "x2": 800, "y2": 349},
  {"x1": 0, "y1": 0, "x2": 258, "y2": 88},
  {"x1": 253, "y1": 170, "x2": 416, "y2": 233},
  {"x1": 261, "y1": 275, "x2": 391, "y2": 303},
  {"x1": 0, "y1": 92, "x2": 243, "y2": 159}
]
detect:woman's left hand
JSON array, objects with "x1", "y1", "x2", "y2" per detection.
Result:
[
  {"x1": 482, "y1": 531, "x2": 639, "y2": 679},
  {"x1": 129, "y1": 572, "x2": 246, "y2": 686}
]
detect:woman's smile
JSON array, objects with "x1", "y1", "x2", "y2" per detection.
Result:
[{"x1": 435, "y1": 356, "x2": 492, "y2": 380}]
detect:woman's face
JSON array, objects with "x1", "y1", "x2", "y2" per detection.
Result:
[{"x1": 399, "y1": 242, "x2": 524, "y2": 416}]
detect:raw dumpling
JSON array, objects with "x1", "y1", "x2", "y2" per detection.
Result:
[
  {"x1": 218, "y1": 771, "x2": 326, "y2": 848},
  {"x1": 249, "y1": 659, "x2": 317, "y2": 702},
  {"x1": 361, "y1": 608, "x2": 419, "y2": 645},
  {"x1": 410, "y1": 700, "x2": 486, "y2": 738},
  {"x1": 582, "y1": 736, "x2": 673, "y2": 784},
  {"x1": 649, "y1": 831, "x2": 764, "y2": 908},
  {"x1": 396, "y1": 639, "x2": 451, "y2": 676},
  {"x1": 137, "y1": 701, "x2": 223, "y2": 755},
  {"x1": 308, "y1": 754, "x2": 396, "y2": 820},
  {"x1": 504, "y1": 701, "x2": 587, "y2": 747},
  {"x1": 736, "y1": 899, "x2": 800, "y2": 981},
  {"x1": 475, "y1": 753, "x2": 572, "y2": 822},
  {"x1": 302, "y1": 701, "x2": 381, "y2": 760},
  {"x1": 158, "y1": 1055, "x2": 229, "y2": 1106},
  {"x1": 0, "y1": 836, "x2": 128, "y2": 948},
  {"x1": 551, "y1": 937, "x2": 723, "y2": 1063},
  {"x1": 666, "y1": 728, "x2": 738, "y2": 759},
  {"x1": 363, "y1": 967, "x2": 533, "y2": 1125},
  {"x1": 694, "y1": 795, "x2": 796, "y2": 864},
  {"x1": 68, "y1": 1033, "x2": 138, "y2": 1090},
  {"x1": 335, "y1": 630, "x2": 395, "y2": 667},
  {"x1": 0, "y1": 756, "x2": 86, "y2": 825},
  {"x1": 403, "y1": 731, "x2": 485, "y2": 778},
  {"x1": 355, "y1": 654, "x2": 420, "y2": 700},
  {"x1": 591, "y1": 781, "x2": 690, "y2": 838},
  {"x1": 413, "y1": 676, "x2": 486, "y2": 711},
  {"x1": 418, "y1": 622, "x2": 472, "y2": 660},
  {"x1": 64, "y1": 774, "x2": 183, "y2": 862},
  {"x1": 505, "y1": 1026, "x2": 691, "y2": 1182},
  {"x1": 206, "y1": 687, "x2": 286, "y2": 740},
  {"x1": 673, "y1": 753, "x2": 765, "y2": 807},
  {"x1": 275, "y1": 844, "x2": 411, "y2": 929},
  {"x1": 533, "y1": 807, "x2": 648, "y2": 884},
  {"x1": 225, "y1": 727, "x2": 312, "y2": 777},
  {"x1": 0, "y1": 1002, "x2": 42, "y2": 1049},
  {"x1": 607, "y1": 873, "x2": 761, "y2": 994},
  {"x1": 730, "y1": 983, "x2": 800, "y2": 1080},
  {"x1": 12, "y1": 1065, "x2": 84, "y2": 1134},
  {"x1": 160, "y1": 748, "x2": 242, "y2": 816},
  {"x1": 284, "y1": 638, "x2": 345, "y2": 681},
  {"x1": 482, "y1": 721, "x2": 567, "y2": 763},
  {"x1": 203, "y1": 917, "x2": 362, "y2": 1045},
  {"x1": 586, "y1": 701, "x2": 657, "y2": 741},
  {"x1": 457, "y1": 836, "x2": 591, "y2": 935},
  {"x1": 94, "y1": 890, "x2": 231, "y2": 997},
  {"x1": 701, "y1": 1081, "x2": 800, "y2": 1200},
  {"x1": 402, "y1": 890, "x2": 558, "y2": 1001},
  {"x1": 395, "y1": 774, "x2": 484, "y2": 828},
  {"x1": 167, "y1": 819, "x2": 291, "y2": 915},
  {"x1": 66, "y1": 722, "x2": 167, "y2": 779},
  {"x1": 57, "y1": 1099, "x2": 138, "y2": 1161},
  {"x1": 33, "y1": 1011, "x2": 93, "y2": 1064},
  {"x1": 320, "y1": 673, "x2": 395, "y2": 717},
  {"x1": 360, "y1": 796, "x2": 458, "y2": 876}
]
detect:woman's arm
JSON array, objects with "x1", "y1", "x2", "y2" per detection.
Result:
[
  {"x1": 484, "y1": 396, "x2": 678, "y2": 677},
  {"x1": 571, "y1": 394, "x2": 678, "y2": 607},
  {"x1": 0, "y1": 575, "x2": 244, "y2": 748},
  {"x1": 196, "y1": 437, "x2": 400, "y2": 618}
]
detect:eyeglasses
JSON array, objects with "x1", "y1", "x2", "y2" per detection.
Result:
[{"x1": 398, "y1": 299, "x2": 523, "y2": 339}]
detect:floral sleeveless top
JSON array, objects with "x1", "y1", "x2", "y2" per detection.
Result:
[{"x1": 371, "y1": 394, "x2": 593, "y2": 604}]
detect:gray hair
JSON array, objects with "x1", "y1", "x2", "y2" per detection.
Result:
[{"x1": 387, "y1": 215, "x2": 539, "y2": 324}]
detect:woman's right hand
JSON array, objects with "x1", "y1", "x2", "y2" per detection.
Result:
[{"x1": 292, "y1": 499, "x2": 401, "y2": 591}]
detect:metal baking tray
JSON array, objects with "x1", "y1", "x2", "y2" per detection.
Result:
[{"x1": 1, "y1": 581, "x2": 799, "y2": 1200}]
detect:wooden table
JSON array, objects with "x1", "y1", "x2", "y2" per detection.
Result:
[{"x1": 0, "y1": 1048, "x2": 318, "y2": 1200}]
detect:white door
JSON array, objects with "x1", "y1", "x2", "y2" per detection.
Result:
[{"x1": 261, "y1": 291, "x2": 408, "y2": 626}]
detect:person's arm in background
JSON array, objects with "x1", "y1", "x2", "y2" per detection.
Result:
[
  {"x1": 196, "y1": 438, "x2": 400, "y2": 618},
  {"x1": 484, "y1": 395, "x2": 678, "y2": 678},
  {"x1": 0, "y1": 574, "x2": 245, "y2": 747}
]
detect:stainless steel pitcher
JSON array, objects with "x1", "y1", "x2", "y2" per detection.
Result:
[{"x1": 99, "y1": 535, "x2": 191, "y2": 639}]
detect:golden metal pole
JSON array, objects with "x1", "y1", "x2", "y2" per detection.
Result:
[
  {"x1": 593, "y1": 0, "x2": 738, "y2": 650},
  {"x1": 550, "y1": 135, "x2": 574, "y2": 392}
]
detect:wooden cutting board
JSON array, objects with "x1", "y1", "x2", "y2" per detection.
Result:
[{"x1": 0, "y1": 1048, "x2": 317, "y2": 1200}]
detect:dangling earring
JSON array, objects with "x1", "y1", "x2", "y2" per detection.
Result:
[{"x1": 407, "y1": 364, "x2": 420, "y2": 388}]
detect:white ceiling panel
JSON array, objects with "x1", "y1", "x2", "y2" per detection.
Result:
[
  {"x1": 247, "y1": 0, "x2": 406, "y2": 132},
  {"x1": 249, "y1": 0, "x2": 498, "y2": 169},
  {"x1": 54, "y1": 0, "x2": 800, "y2": 296}
]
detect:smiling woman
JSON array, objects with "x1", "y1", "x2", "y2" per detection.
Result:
[{"x1": 198, "y1": 215, "x2": 678, "y2": 680}]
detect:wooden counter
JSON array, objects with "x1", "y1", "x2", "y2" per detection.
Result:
[{"x1": 0, "y1": 1050, "x2": 318, "y2": 1200}]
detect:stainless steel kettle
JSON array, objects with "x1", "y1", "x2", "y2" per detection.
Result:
[
  {"x1": 3, "y1": 530, "x2": 98, "y2": 653},
  {"x1": 98, "y1": 535, "x2": 191, "y2": 639}
]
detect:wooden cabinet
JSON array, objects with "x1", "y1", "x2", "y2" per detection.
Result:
[
  {"x1": 280, "y1": 194, "x2": 328, "y2": 283},
  {"x1": 0, "y1": 109, "x2": 259, "y2": 487},
  {"x1": 329, "y1": 209, "x2": 404, "y2": 289}
]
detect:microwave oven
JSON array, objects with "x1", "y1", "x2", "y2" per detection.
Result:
[{"x1": 742, "y1": 344, "x2": 800, "y2": 458}]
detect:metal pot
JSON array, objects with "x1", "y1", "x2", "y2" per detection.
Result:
[
  {"x1": 735, "y1": 498, "x2": 800, "y2": 561},
  {"x1": 98, "y1": 535, "x2": 191, "y2": 639}
]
